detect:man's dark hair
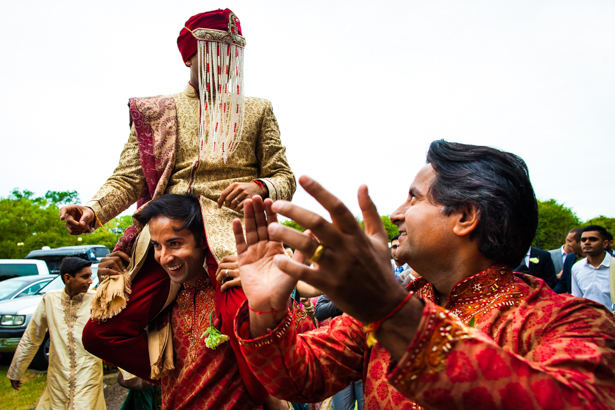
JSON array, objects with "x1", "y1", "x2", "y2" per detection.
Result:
[
  {"x1": 135, "y1": 194, "x2": 204, "y2": 243},
  {"x1": 606, "y1": 231, "x2": 613, "y2": 241},
  {"x1": 426, "y1": 140, "x2": 538, "y2": 267},
  {"x1": 60, "y1": 257, "x2": 92, "y2": 283},
  {"x1": 568, "y1": 228, "x2": 583, "y2": 242},
  {"x1": 391, "y1": 234, "x2": 401, "y2": 242},
  {"x1": 582, "y1": 225, "x2": 608, "y2": 240}
]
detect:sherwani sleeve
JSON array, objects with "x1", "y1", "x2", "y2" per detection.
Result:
[
  {"x1": 235, "y1": 302, "x2": 364, "y2": 403},
  {"x1": 387, "y1": 299, "x2": 615, "y2": 410},
  {"x1": 85, "y1": 126, "x2": 146, "y2": 224},
  {"x1": 7, "y1": 296, "x2": 49, "y2": 381},
  {"x1": 255, "y1": 101, "x2": 296, "y2": 201}
]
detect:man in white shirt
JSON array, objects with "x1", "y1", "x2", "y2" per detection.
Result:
[
  {"x1": 390, "y1": 234, "x2": 414, "y2": 285},
  {"x1": 571, "y1": 225, "x2": 614, "y2": 312}
]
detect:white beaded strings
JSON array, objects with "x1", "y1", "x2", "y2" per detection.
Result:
[{"x1": 197, "y1": 40, "x2": 245, "y2": 163}]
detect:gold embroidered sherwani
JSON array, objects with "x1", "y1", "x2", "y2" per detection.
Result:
[
  {"x1": 7, "y1": 290, "x2": 105, "y2": 410},
  {"x1": 86, "y1": 83, "x2": 296, "y2": 261}
]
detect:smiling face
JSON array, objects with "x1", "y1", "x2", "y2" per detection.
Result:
[
  {"x1": 566, "y1": 232, "x2": 583, "y2": 256},
  {"x1": 149, "y1": 216, "x2": 207, "y2": 286},
  {"x1": 64, "y1": 267, "x2": 93, "y2": 295},
  {"x1": 390, "y1": 164, "x2": 458, "y2": 274}
]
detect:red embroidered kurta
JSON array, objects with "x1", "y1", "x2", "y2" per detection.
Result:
[
  {"x1": 235, "y1": 265, "x2": 615, "y2": 409},
  {"x1": 161, "y1": 275, "x2": 259, "y2": 410}
]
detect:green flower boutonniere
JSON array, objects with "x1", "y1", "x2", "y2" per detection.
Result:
[
  {"x1": 529, "y1": 257, "x2": 540, "y2": 264},
  {"x1": 202, "y1": 313, "x2": 229, "y2": 350}
]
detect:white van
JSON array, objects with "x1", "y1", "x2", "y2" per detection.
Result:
[{"x1": 0, "y1": 260, "x2": 50, "y2": 282}]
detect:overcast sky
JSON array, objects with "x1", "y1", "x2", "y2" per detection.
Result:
[{"x1": 1, "y1": 0, "x2": 613, "y2": 223}]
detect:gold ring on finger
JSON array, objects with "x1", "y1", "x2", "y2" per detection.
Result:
[{"x1": 310, "y1": 244, "x2": 327, "y2": 263}]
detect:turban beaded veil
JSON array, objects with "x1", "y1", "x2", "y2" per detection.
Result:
[{"x1": 178, "y1": 9, "x2": 246, "y2": 163}]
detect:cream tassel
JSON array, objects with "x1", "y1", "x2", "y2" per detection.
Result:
[{"x1": 197, "y1": 40, "x2": 245, "y2": 163}]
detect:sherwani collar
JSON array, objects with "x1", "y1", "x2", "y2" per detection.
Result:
[
  {"x1": 62, "y1": 289, "x2": 85, "y2": 303},
  {"x1": 408, "y1": 264, "x2": 524, "y2": 323}
]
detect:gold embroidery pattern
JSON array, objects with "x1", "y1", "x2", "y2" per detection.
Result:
[
  {"x1": 238, "y1": 312, "x2": 293, "y2": 348},
  {"x1": 412, "y1": 265, "x2": 526, "y2": 325},
  {"x1": 61, "y1": 292, "x2": 84, "y2": 410},
  {"x1": 392, "y1": 305, "x2": 473, "y2": 387},
  {"x1": 393, "y1": 265, "x2": 529, "y2": 389},
  {"x1": 176, "y1": 276, "x2": 216, "y2": 364}
]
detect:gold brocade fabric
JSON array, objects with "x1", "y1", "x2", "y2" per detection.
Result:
[
  {"x1": 7, "y1": 291, "x2": 106, "y2": 410},
  {"x1": 86, "y1": 84, "x2": 296, "y2": 261}
]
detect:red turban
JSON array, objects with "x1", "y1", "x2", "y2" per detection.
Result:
[{"x1": 177, "y1": 8, "x2": 243, "y2": 63}]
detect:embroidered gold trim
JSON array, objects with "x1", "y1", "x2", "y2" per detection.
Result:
[
  {"x1": 62, "y1": 293, "x2": 84, "y2": 410},
  {"x1": 186, "y1": 27, "x2": 246, "y2": 48},
  {"x1": 238, "y1": 312, "x2": 292, "y2": 347},
  {"x1": 393, "y1": 306, "x2": 473, "y2": 387}
]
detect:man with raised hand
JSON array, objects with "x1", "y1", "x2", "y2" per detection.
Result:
[
  {"x1": 233, "y1": 140, "x2": 615, "y2": 409},
  {"x1": 88, "y1": 194, "x2": 309, "y2": 409}
]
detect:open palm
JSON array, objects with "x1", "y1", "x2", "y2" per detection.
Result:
[{"x1": 233, "y1": 197, "x2": 297, "y2": 312}]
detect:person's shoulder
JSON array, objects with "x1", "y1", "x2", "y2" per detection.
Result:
[
  {"x1": 532, "y1": 248, "x2": 551, "y2": 258},
  {"x1": 571, "y1": 257, "x2": 587, "y2": 273},
  {"x1": 81, "y1": 290, "x2": 97, "y2": 303},
  {"x1": 131, "y1": 93, "x2": 176, "y2": 103},
  {"x1": 41, "y1": 289, "x2": 64, "y2": 302},
  {"x1": 512, "y1": 273, "x2": 613, "y2": 324},
  {"x1": 245, "y1": 96, "x2": 271, "y2": 104},
  {"x1": 44, "y1": 289, "x2": 65, "y2": 297},
  {"x1": 129, "y1": 94, "x2": 177, "y2": 120},
  {"x1": 245, "y1": 96, "x2": 273, "y2": 112}
]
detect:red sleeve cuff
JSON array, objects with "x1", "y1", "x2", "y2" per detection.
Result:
[{"x1": 234, "y1": 300, "x2": 293, "y2": 347}]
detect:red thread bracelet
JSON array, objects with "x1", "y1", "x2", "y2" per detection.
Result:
[
  {"x1": 363, "y1": 292, "x2": 413, "y2": 347},
  {"x1": 248, "y1": 304, "x2": 287, "y2": 315}
]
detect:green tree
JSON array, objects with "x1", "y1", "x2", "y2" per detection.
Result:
[
  {"x1": 357, "y1": 215, "x2": 399, "y2": 241},
  {"x1": 281, "y1": 219, "x2": 306, "y2": 232},
  {"x1": 44, "y1": 190, "x2": 80, "y2": 206},
  {"x1": 580, "y1": 216, "x2": 615, "y2": 235},
  {"x1": 381, "y1": 215, "x2": 399, "y2": 241},
  {"x1": 0, "y1": 189, "x2": 128, "y2": 258},
  {"x1": 533, "y1": 199, "x2": 580, "y2": 250}
]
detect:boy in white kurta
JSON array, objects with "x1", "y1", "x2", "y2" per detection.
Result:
[{"x1": 7, "y1": 257, "x2": 106, "y2": 410}]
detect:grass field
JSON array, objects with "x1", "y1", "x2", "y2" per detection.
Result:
[{"x1": 0, "y1": 365, "x2": 46, "y2": 410}]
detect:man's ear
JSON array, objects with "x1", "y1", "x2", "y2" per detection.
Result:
[
  {"x1": 452, "y1": 205, "x2": 480, "y2": 237},
  {"x1": 63, "y1": 273, "x2": 71, "y2": 284}
]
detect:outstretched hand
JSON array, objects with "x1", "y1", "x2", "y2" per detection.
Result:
[
  {"x1": 60, "y1": 205, "x2": 95, "y2": 235},
  {"x1": 233, "y1": 196, "x2": 298, "y2": 322},
  {"x1": 266, "y1": 176, "x2": 408, "y2": 325}
]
